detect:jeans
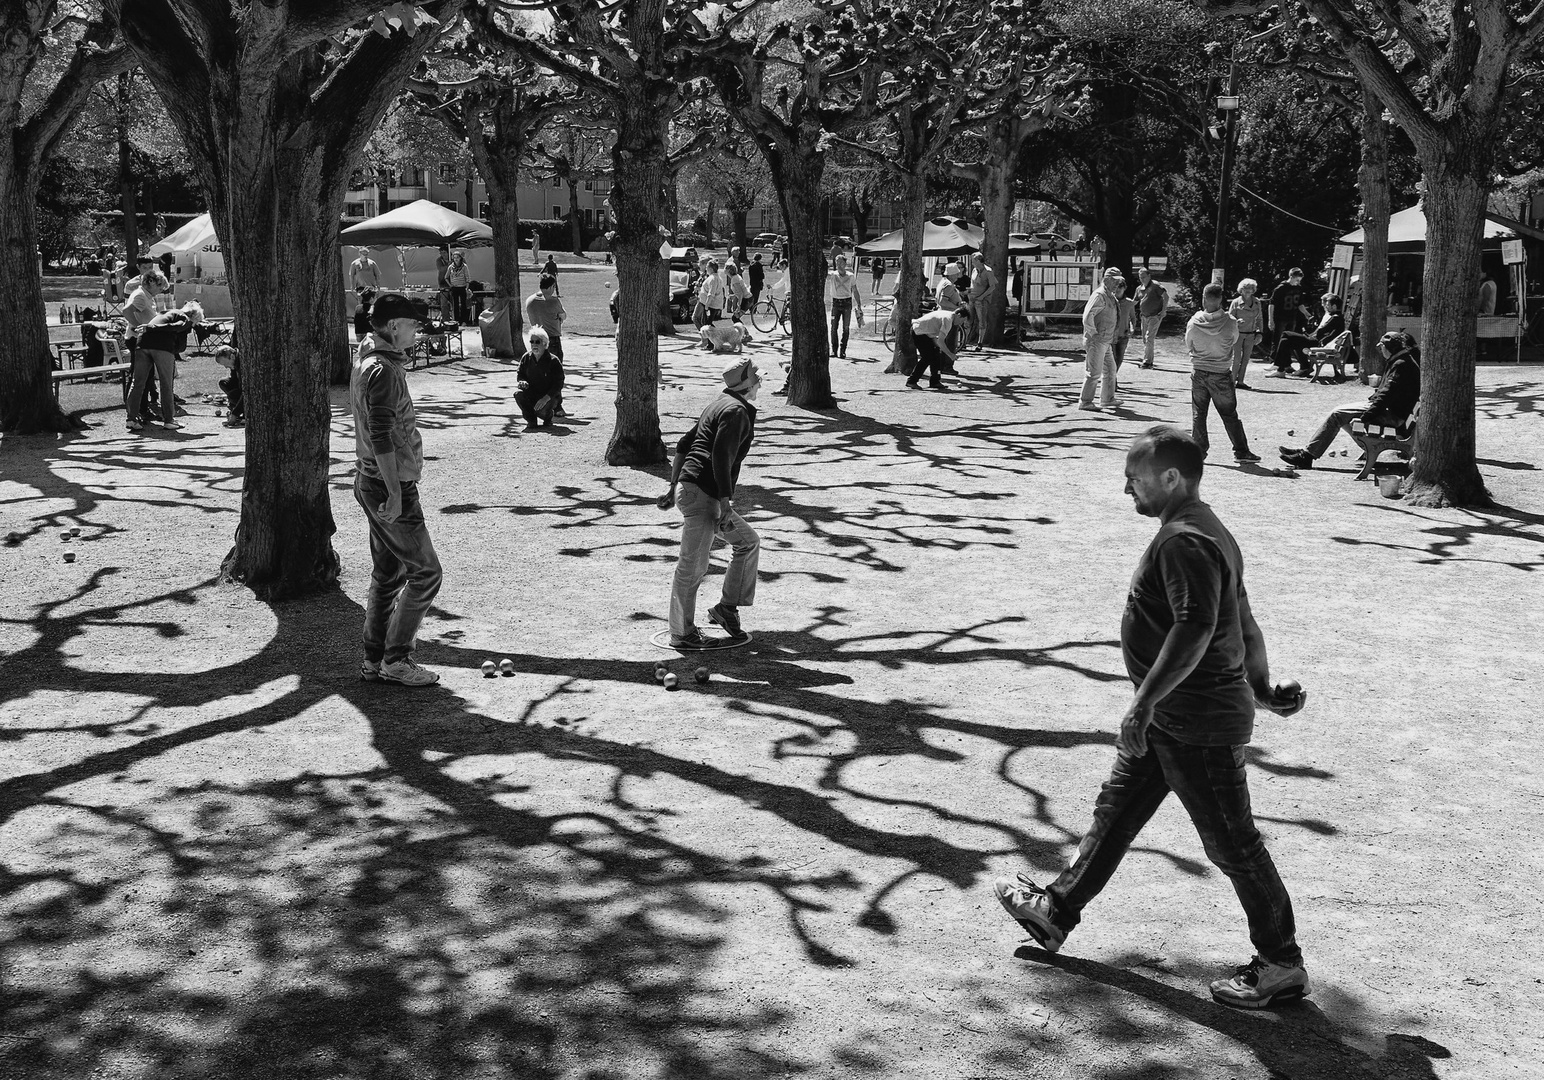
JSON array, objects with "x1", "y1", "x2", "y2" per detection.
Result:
[
  {"x1": 126, "y1": 348, "x2": 176, "y2": 424},
  {"x1": 1306, "y1": 404, "x2": 1367, "y2": 459},
  {"x1": 1232, "y1": 332, "x2": 1259, "y2": 384},
  {"x1": 1273, "y1": 331, "x2": 1316, "y2": 372},
  {"x1": 670, "y1": 481, "x2": 759, "y2": 637},
  {"x1": 354, "y1": 473, "x2": 443, "y2": 665},
  {"x1": 1045, "y1": 725, "x2": 1302, "y2": 966},
  {"x1": 515, "y1": 388, "x2": 562, "y2": 425},
  {"x1": 830, "y1": 297, "x2": 852, "y2": 355},
  {"x1": 218, "y1": 370, "x2": 244, "y2": 420},
  {"x1": 1140, "y1": 314, "x2": 1163, "y2": 365},
  {"x1": 1191, "y1": 370, "x2": 1251, "y2": 456},
  {"x1": 1112, "y1": 336, "x2": 1129, "y2": 369},
  {"x1": 907, "y1": 337, "x2": 946, "y2": 386},
  {"x1": 1080, "y1": 340, "x2": 1117, "y2": 405}
]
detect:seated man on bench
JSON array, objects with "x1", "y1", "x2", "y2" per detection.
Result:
[
  {"x1": 1278, "y1": 330, "x2": 1421, "y2": 470},
  {"x1": 1269, "y1": 293, "x2": 1345, "y2": 376}
]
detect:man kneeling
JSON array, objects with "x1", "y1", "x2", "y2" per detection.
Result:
[{"x1": 514, "y1": 327, "x2": 565, "y2": 431}]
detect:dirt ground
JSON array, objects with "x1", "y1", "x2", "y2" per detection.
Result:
[{"x1": 2, "y1": 318, "x2": 1542, "y2": 1080}]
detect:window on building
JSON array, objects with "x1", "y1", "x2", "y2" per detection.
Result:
[
  {"x1": 345, "y1": 202, "x2": 367, "y2": 217},
  {"x1": 552, "y1": 206, "x2": 565, "y2": 220},
  {"x1": 583, "y1": 208, "x2": 594, "y2": 226},
  {"x1": 438, "y1": 161, "x2": 456, "y2": 184},
  {"x1": 583, "y1": 179, "x2": 593, "y2": 191},
  {"x1": 402, "y1": 167, "x2": 425, "y2": 187},
  {"x1": 440, "y1": 200, "x2": 458, "y2": 214},
  {"x1": 551, "y1": 175, "x2": 561, "y2": 188},
  {"x1": 478, "y1": 202, "x2": 490, "y2": 221}
]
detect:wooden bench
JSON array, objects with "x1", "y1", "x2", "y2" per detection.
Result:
[
  {"x1": 1304, "y1": 330, "x2": 1353, "y2": 383},
  {"x1": 1350, "y1": 401, "x2": 1419, "y2": 480},
  {"x1": 52, "y1": 361, "x2": 133, "y2": 401}
]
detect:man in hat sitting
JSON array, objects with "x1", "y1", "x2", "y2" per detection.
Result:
[{"x1": 658, "y1": 357, "x2": 763, "y2": 649}]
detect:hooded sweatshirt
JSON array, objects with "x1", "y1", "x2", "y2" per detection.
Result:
[{"x1": 1186, "y1": 308, "x2": 1240, "y2": 373}]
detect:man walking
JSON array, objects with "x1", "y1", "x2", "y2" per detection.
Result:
[
  {"x1": 1080, "y1": 267, "x2": 1124, "y2": 410},
  {"x1": 995, "y1": 425, "x2": 1309, "y2": 1009},
  {"x1": 1188, "y1": 284, "x2": 1259, "y2": 462},
  {"x1": 350, "y1": 292, "x2": 443, "y2": 688},
  {"x1": 1133, "y1": 268, "x2": 1167, "y2": 368},
  {"x1": 660, "y1": 357, "x2": 763, "y2": 650}
]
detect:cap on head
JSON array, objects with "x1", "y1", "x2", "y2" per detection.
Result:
[
  {"x1": 1103, "y1": 267, "x2": 1125, "y2": 282},
  {"x1": 368, "y1": 292, "x2": 418, "y2": 326},
  {"x1": 943, "y1": 263, "x2": 962, "y2": 279},
  {"x1": 721, "y1": 357, "x2": 760, "y2": 393}
]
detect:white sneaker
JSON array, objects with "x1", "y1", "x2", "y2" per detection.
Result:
[
  {"x1": 1209, "y1": 956, "x2": 1310, "y2": 1009},
  {"x1": 992, "y1": 875, "x2": 1067, "y2": 953},
  {"x1": 377, "y1": 658, "x2": 439, "y2": 686}
]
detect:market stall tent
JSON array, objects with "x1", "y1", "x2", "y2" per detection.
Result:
[{"x1": 147, "y1": 212, "x2": 224, "y2": 276}]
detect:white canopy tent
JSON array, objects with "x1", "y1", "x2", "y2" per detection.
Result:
[{"x1": 146, "y1": 212, "x2": 224, "y2": 276}]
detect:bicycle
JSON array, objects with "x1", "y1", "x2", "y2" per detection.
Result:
[{"x1": 749, "y1": 293, "x2": 788, "y2": 333}]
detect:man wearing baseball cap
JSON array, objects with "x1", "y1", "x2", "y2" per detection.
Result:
[
  {"x1": 348, "y1": 292, "x2": 443, "y2": 687},
  {"x1": 658, "y1": 356, "x2": 762, "y2": 648}
]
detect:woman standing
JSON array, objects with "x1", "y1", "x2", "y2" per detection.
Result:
[
  {"x1": 1228, "y1": 278, "x2": 1264, "y2": 389},
  {"x1": 827, "y1": 255, "x2": 862, "y2": 358}
]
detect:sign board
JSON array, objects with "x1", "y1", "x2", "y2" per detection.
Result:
[
  {"x1": 1502, "y1": 238, "x2": 1525, "y2": 265},
  {"x1": 1331, "y1": 243, "x2": 1355, "y2": 270}
]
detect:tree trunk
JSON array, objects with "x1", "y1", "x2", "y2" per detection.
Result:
[
  {"x1": 567, "y1": 175, "x2": 583, "y2": 255},
  {"x1": 887, "y1": 169, "x2": 928, "y2": 373},
  {"x1": 976, "y1": 155, "x2": 1014, "y2": 347},
  {"x1": 850, "y1": 196, "x2": 871, "y2": 244},
  {"x1": 216, "y1": 150, "x2": 345, "y2": 597},
  {"x1": 731, "y1": 210, "x2": 749, "y2": 256},
  {"x1": 607, "y1": 108, "x2": 668, "y2": 465},
  {"x1": 328, "y1": 242, "x2": 350, "y2": 385},
  {"x1": 778, "y1": 158, "x2": 834, "y2": 407},
  {"x1": 1357, "y1": 85, "x2": 1390, "y2": 382},
  {"x1": 1408, "y1": 156, "x2": 1489, "y2": 508},
  {"x1": 116, "y1": 72, "x2": 138, "y2": 262},
  {"x1": 0, "y1": 169, "x2": 78, "y2": 433}
]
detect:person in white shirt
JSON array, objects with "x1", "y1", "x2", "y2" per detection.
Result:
[
  {"x1": 906, "y1": 307, "x2": 961, "y2": 390},
  {"x1": 827, "y1": 255, "x2": 863, "y2": 358},
  {"x1": 350, "y1": 251, "x2": 381, "y2": 292},
  {"x1": 696, "y1": 260, "x2": 727, "y2": 326}
]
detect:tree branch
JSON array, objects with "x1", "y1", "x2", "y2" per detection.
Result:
[{"x1": 19, "y1": 29, "x2": 134, "y2": 178}]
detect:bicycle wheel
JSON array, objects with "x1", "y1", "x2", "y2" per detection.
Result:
[
  {"x1": 881, "y1": 309, "x2": 896, "y2": 349},
  {"x1": 750, "y1": 299, "x2": 780, "y2": 333}
]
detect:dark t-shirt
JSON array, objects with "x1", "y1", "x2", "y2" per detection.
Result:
[
  {"x1": 1121, "y1": 501, "x2": 1256, "y2": 745},
  {"x1": 1269, "y1": 282, "x2": 1304, "y2": 333}
]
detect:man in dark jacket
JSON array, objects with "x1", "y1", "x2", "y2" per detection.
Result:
[
  {"x1": 1278, "y1": 331, "x2": 1421, "y2": 469},
  {"x1": 659, "y1": 357, "x2": 762, "y2": 649},
  {"x1": 514, "y1": 327, "x2": 564, "y2": 430}
]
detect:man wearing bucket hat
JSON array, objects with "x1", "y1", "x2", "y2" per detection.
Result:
[
  {"x1": 658, "y1": 357, "x2": 763, "y2": 649},
  {"x1": 349, "y1": 292, "x2": 443, "y2": 687}
]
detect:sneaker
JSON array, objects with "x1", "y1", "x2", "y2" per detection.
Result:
[
  {"x1": 1266, "y1": 370, "x2": 1289, "y2": 379},
  {"x1": 992, "y1": 875, "x2": 1066, "y2": 953},
  {"x1": 905, "y1": 381, "x2": 920, "y2": 389},
  {"x1": 1278, "y1": 447, "x2": 1313, "y2": 469},
  {"x1": 376, "y1": 658, "x2": 440, "y2": 686},
  {"x1": 1234, "y1": 381, "x2": 1252, "y2": 390},
  {"x1": 1209, "y1": 956, "x2": 1310, "y2": 1009},
  {"x1": 1105, "y1": 398, "x2": 1122, "y2": 409},
  {"x1": 670, "y1": 629, "x2": 714, "y2": 650},
  {"x1": 1234, "y1": 449, "x2": 1261, "y2": 463},
  {"x1": 359, "y1": 659, "x2": 381, "y2": 682},
  {"x1": 1078, "y1": 403, "x2": 1101, "y2": 412},
  {"x1": 126, "y1": 418, "x2": 143, "y2": 431},
  {"x1": 707, "y1": 603, "x2": 744, "y2": 638}
]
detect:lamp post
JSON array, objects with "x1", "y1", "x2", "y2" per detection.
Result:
[{"x1": 1211, "y1": 58, "x2": 1241, "y2": 287}]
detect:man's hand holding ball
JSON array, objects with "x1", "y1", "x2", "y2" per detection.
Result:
[{"x1": 1260, "y1": 678, "x2": 1307, "y2": 718}]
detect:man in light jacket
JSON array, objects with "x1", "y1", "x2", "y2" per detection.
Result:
[
  {"x1": 1080, "y1": 267, "x2": 1125, "y2": 410},
  {"x1": 1188, "y1": 283, "x2": 1259, "y2": 462}
]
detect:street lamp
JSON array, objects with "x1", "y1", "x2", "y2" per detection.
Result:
[{"x1": 1211, "y1": 78, "x2": 1241, "y2": 288}]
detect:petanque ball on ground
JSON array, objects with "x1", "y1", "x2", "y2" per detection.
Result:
[
  {"x1": 499, "y1": 658, "x2": 515, "y2": 674},
  {"x1": 655, "y1": 665, "x2": 668, "y2": 682},
  {"x1": 695, "y1": 666, "x2": 710, "y2": 684},
  {"x1": 63, "y1": 551, "x2": 76, "y2": 563},
  {"x1": 481, "y1": 660, "x2": 496, "y2": 676},
  {"x1": 663, "y1": 672, "x2": 679, "y2": 689}
]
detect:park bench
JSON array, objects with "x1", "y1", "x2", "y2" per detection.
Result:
[
  {"x1": 1351, "y1": 400, "x2": 1419, "y2": 480},
  {"x1": 52, "y1": 361, "x2": 133, "y2": 401},
  {"x1": 1304, "y1": 330, "x2": 1354, "y2": 383}
]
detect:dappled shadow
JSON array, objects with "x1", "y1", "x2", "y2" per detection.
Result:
[
  {"x1": 1013, "y1": 948, "x2": 1447, "y2": 1080},
  {"x1": 1327, "y1": 500, "x2": 1544, "y2": 571}
]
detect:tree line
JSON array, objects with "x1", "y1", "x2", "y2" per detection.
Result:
[{"x1": 0, "y1": 0, "x2": 1539, "y2": 600}]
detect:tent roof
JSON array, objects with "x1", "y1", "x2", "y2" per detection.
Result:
[
  {"x1": 339, "y1": 199, "x2": 493, "y2": 248},
  {"x1": 147, "y1": 213, "x2": 219, "y2": 256},
  {"x1": 1339, "y1": 203, "x2": 1517, "y2": 247},
  {"x1": 855, "y1": 217, "x2": 1042, "y2": 257}
]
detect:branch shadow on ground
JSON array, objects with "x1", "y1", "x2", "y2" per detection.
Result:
[{"x1": 1014, "y1": 947, "x2": 1448, "y2": 1080}]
